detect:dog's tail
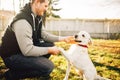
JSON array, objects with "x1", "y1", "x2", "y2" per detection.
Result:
[{"x1": 95, "y1": 75, "x2": 111, "y2": 80}]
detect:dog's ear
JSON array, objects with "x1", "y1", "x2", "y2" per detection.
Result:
[{"x1": 88, "y1": 38, "x2": 92, "y2": 45}]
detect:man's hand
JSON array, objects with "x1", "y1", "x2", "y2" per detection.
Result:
[
  {"x1": 60, "y1": 36, "x2": 75, "y2": 43},
  {"x1": 48, "y1": 46, "x2": 60, "y2": 55}
]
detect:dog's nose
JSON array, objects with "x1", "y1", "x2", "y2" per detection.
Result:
[{"x1": 75, "y1": 35, "x2": 78, "y2": 38}]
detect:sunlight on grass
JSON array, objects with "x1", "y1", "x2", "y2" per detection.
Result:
[{"x1": 0, "y1": 39, "x2": 120, "y2": 80}]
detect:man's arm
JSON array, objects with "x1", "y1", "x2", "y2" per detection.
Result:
[
  {"x1": 41, "y1": 28, "x2": 66, "y2": 42},
  {"x1": 13, "y1": 19, "x2": 49, "y2": 56}
]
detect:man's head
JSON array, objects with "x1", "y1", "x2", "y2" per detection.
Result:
[{"x1": 31, "y1": 0, "x2": 48, "y2": 16}]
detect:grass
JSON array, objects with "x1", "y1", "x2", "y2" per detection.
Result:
[{"x1": 0, "y1": 39, "x2": 120, "y2": 80}]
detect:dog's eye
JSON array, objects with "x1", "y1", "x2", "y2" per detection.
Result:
[{"x1": 82, "y1": 34, "x2": 85, "y2": 37}]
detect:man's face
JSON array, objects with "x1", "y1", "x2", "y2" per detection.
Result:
[{"x1": 35, "y1": 0, "x2": 48, "y2": 16}]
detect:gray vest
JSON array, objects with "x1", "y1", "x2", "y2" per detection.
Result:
[{"x1": 0, "y1": 3, "x2": 42, "y2": 58}]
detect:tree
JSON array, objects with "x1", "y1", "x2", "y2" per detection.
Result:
[
  {"x1": 43, "y1": 0, "x2": 61, "y2": 26},
  {"x1": 19, "y1": 0, "x2": 27, "y2": 9},
  {"x1": 47, "y1": 0, "x2": 61, "y2": 18}
]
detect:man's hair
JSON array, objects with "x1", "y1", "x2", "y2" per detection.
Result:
[{"x1": 32, "y1": 0, "x2": 46, "y2": 3}]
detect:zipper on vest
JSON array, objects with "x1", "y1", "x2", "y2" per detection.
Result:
[
  {"x1": 38, "y1": 18, "x2": 42, "y2": 24},
  {"x1": 31, "y1": 13, "x2": 36, "y2": 31}
]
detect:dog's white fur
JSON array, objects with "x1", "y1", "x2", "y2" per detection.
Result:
[{"x1": 58, "y1": 31, "x2": 110, "y2": 80}]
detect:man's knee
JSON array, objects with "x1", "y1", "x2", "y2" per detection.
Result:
[
  {"x1": 35, "y1": 57, "x2": 54, "y2": 75},
  {"x1": 41, "y1": 60, "x2": 54, "y2": 74}
]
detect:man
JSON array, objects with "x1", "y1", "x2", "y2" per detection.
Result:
[{"x1": 0, "y1": 0, "x2": 72, "y2": 80}]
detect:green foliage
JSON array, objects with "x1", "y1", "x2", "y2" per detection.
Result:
[
  {"x1": 42, "y1": 0, "x2": 61, "y2": 26},
  {"x1": 47, "y1": 0, "x2": 61, "y2": 18}
]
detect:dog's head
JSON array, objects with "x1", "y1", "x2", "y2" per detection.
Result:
[{"x1": 74, "y1": 31, "x2": 92, "y2": 45}]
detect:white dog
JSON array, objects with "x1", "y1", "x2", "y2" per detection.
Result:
[{"x1": 58, "y1": 31, "x2": 110, "y2": 80}]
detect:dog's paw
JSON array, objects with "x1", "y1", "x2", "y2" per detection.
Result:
[{"x1": 56, "y1": 47, "x2": 65, "y2": 52}]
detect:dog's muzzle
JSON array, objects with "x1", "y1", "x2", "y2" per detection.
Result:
[
  {"x1": 75, "y1": 35, "x2": 82, "y2": 43},
  {"x1": 75, "y1": 40, "x2": 82, "y2": 43}
]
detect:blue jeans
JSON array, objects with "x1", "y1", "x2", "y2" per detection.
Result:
[{"x1": 3, "y1": 42, "x2": 54, "y2": 79}]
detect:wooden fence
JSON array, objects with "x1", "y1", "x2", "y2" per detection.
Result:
[
  {"x1": 0, "y1": 14, "x2": 120, "y2": 39},
  {"x1": 45, "y1": 19, "x2": 120, "y2": 39}
]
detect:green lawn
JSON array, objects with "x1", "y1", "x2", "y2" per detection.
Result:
[{"x1": 0, "y1": 39, "x2": 120, "y2": 80}]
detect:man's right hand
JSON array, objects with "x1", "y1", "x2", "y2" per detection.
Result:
[{"x1": 48, "y1": 46, "x2": 60, "y2": 55}]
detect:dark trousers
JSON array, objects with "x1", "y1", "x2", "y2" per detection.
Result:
[{"x1": 3, "y1": 42, "x2": 54, "y2": 80}]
